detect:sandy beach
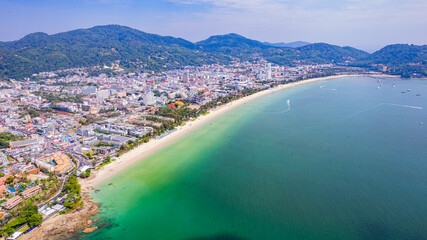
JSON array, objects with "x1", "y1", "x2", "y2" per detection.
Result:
[{"x1": 80, "y1": 74, "x2": 374, "y2": 189}]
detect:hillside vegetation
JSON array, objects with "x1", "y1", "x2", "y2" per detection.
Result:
[{"x1": 0, "y1": 25, "x2": 425, "y2": 80}]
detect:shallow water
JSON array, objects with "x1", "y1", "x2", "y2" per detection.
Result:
[{"x1": 82, "y1": 76, "x2": 427, "y2": 240}]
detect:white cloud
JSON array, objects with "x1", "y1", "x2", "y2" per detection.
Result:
[
  {"x1": 168, "y1": 0, "x2": 426, "y2": 11},
  {"x1": 161, "y1": 0, "x2": 426, "y2": 51}
]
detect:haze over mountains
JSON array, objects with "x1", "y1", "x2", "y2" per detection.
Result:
[
  {"x1": 263, "y1": 41, "x2": 311, "y2": 48},
  {"x1": 0, "y1": 25, "x2": 425, "y2": 80}
]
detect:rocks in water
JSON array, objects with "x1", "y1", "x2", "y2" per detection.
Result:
[
  {"x1": 24, "y1": 192, "x2": 99, "y2": 240},
  {"x1": 83, "y1": 226, "x2": 99, "y2": 233}
]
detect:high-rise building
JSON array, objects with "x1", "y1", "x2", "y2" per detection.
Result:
[
  {"x1": 182, "y1": 70, "x2": 189, "y2": 83},
  {"x1": 143, "y1": 91, "x2": 155, "y2": 106},
  {"x1": 267, "y1": 63, "x2": 272, "y2": 80}
]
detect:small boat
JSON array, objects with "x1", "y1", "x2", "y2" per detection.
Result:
[
  {"x1": 401, "y1": 91, "x2": 406, "y2": 93},
  {"x1": 407, "y1": 89, "x2": 411, "y2": 92},
  {"x1": 392, "y1": 84, "x2": 396, "y2": 88},
  {"x1": 416, "y1": 94, "x2": 421, "y2": 96},
  {"x1": 421, "y1": 122, "x2": 424, "y2": 125},
  {"x1": 377, "y1": 87, "x2": 380, "y2": 90}
]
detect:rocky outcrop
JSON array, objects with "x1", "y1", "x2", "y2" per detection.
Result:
[
  {"x1": 83, "y1": 226, "x2": 98, "y2": 233},
  {"x1": 24, "y1": 192, "x2": 99, "y2": 240}
]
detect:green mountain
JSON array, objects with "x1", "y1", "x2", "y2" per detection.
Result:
[
  {"x1": 197, "y1": 33, "x2": 269, "y2": 50},
  {"x1": 0, "y1": 25, "x2": 424, "y2": 80},
  {"x1": 195, "y1": 33, "x2": 274, "y2": 60},
  {"x1": 264, "y1": 43, "x2": 369, "y2": 66},
  {"x1": 363, "y1": 44, "x2": 426, "y2": 65},
  {"x1": 353, "y1": 44, "x2": 427, "y2": 77},
  {"x1": 195, "y1": 34, "x2": 368, "y2": 65},
  {"x1": 0, "y1": 25, "x2": 230, "y2": 80}
]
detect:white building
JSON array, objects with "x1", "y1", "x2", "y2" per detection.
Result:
[
  {"x1": 143, "y1": 91, "x2": 155, "y2": 106},
  {"x1": 9, "y1": 137, "x2": 45, "y2": 148},
  {"x1": 96, "y1": 90, "x2": 110, "y2": 100},
  {"x1": 7, "y1": 231, "x2": 23, "y2": 240},
  {"x1": 82, "y1": 86, "x2": 97, "y2": 95},
  {"x1": 182, "y1": 70, "x2": 189, "y2": 83},
  {"x1": 267, "y1": 63, "x2": 272, "y2": 80},
  {"x1": 0, "y1": 152, "x2": 9, "y2": 166}
]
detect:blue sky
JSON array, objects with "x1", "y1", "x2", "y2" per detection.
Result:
[{"x1": 0, "y1": 0, "x2": 426, "y2": 52}]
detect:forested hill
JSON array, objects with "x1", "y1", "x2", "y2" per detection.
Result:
[
  {"x1": 0, "y1": 25, "x2": 232, "y2": 80},
  {"x1": 0, "y1": 25, "x2": 425, "y2": 80},
  {"x1": 194, "y1": 34, "x2": 369, "y2": 64},
  {"x1": 264, "y1": 43, "x2": 369, "y2": 66},
  {"x1": 353, "y1": 44, "x2": 427, "y2": 78}
]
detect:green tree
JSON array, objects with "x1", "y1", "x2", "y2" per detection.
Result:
[
  {"x1": 27, "y1": 214, "x2": 43, "y2": 227},
  {"x1": 5, "y1": 176, "x2": 13, "y2": 184},
  {"x1": 21, "y1": 205, "x2": 38, "y2": 219},
  {"x1": 63, "y1": 175, "x2": 81, "y2": 194},
  {"x1": 5, "y1": 227, "x2": 14, "y2": 235},
  {"x1": 0, "y1": 132, "x2": 18, "y2": 148},
  {"x1": 80, "y1": 169, "x2": 92, "y2": 178}
]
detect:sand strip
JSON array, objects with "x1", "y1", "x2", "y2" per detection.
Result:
[{"x1": 80, "y1": 74, "x2": 383, "y2": 189}]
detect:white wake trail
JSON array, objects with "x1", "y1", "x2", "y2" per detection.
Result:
[
  {"x1": 264, "y1": 99, "x2": 291, "y2": 114},
  {"x1": 319, "y1": 84, "x2": 337, "y2": 91},
  {"x1": 384, "y1": 103, "x2": 423, "y2": 110},
  {"x1": 346, "y1": 102, "x2": 423, "y2": 119}
]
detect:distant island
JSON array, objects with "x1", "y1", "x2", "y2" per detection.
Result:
[{"x1": 0, "y1": 25, "x2": 425, "y2": 81}]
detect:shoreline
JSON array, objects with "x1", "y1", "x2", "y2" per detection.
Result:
[
  {"x1": 80, "y1": 73, "x2": 379, "y2": 190},
  {"x1": 23, "y1": 73, "x2": 396, "y2": 239},
  {"x1": 22, "y1": 73, "x2": 420, "y2": 240},
  {"x1": 23, "y1": 193, "x2": 99, "y2": 240}
]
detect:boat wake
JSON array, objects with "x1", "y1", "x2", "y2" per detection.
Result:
[
  {"x1": 383, "y1": 103, "x2": 423, "y2": 110},
  {"x1": 265, "y1": 99, "x2": 291, "y2": 114},
  {"x1": 346, "y1": 103, "x2": 423, "y2": 119},
  {"x1": 319, "y1": 84, "x2": 337, "y2": 91}
]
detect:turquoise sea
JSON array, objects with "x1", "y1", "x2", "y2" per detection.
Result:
[{"x1": 81, "y1": 76, "x2": 427, "y2": 240}]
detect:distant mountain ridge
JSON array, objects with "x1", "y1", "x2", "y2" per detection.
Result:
[
  {"x1": 8, "y1": 25, "x2": 195, "y2": 49},
  {"x1": 197, "y1": 33, "x2": 269, "y2": 50},
  {"x1": 0, "y1": 25, "x2": 425, "y2": 80},
  {"x1": 195, "y1": 33, "x2": 278, "y2": 61},
  {"x1": 264, "y1": 41, "x2": 310, "y2": 48}
]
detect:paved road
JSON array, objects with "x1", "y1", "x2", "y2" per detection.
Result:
[{"x1": 37, "y1": 154, "x2": 80, "y2": 208}]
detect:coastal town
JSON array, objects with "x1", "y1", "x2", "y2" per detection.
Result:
[
  {"x1": 1, "y1": 0, "x2": 426, "y2": 236},
  {"x1": 0, "y1": 60, "x2": 368, "y2": 239}
]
